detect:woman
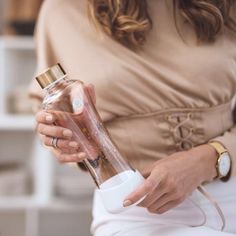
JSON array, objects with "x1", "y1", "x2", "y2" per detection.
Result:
[{"x1": 29, "y1": 0, "x2": 236, "y2": 235}]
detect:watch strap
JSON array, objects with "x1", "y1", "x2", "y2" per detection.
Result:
[
  {"x1": 208, "y1": 141, "x2": 231, "y2": 180},
  {"x1": 208, "y1": 141, "x2": 227, "y2": 155}
]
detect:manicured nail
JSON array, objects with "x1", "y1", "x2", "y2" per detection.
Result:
[
  {"x1": 78, "y1": 153, "x2": 86, "y2": 159},
  {"x1": 123, "y1": 200, "x2": 132, "y2": 207},
  {"x1": 69, "y1": 142, "x2": 79, "y2": 148},
  {"x1": 46, "y1": 115, "x2": 53, "y2": 122},
  {"x1": 63, "y1": 130, "x2": 73, "y2": 137}
]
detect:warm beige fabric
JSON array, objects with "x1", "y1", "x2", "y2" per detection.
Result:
[{"x1": 30, "y1": 0, "x2": 236, "y2": 177}]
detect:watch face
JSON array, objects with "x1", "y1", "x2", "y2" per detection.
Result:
[{"x1": 219, "y1": 153, "x2": 231, "y2": 177}]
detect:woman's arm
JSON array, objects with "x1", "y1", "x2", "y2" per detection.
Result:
[
  {"x1": 123, "y1": 144, "x2": 219, "y2": 214},
  {"x1": 123, "y1": 95, "x2": 236, "y2": 213},
  {"x1": 29, "y1": 0, "x2": 91, "y2": 169}
]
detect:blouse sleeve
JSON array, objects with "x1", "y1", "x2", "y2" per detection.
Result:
[
  {"x1": 28, "y1": 0, "x2": 58, "y2": 111},
  {"x1": 28, "y1": 1, "x2": 88, "y2": 172}
]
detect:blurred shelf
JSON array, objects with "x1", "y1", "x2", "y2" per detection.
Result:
[
  {"x1": 0, "y1": 196, "x2": 92, "y2": 210},
  {"x1": 0, "y1": 34, "x2": 92, "y2": 236},
  {"x1": 0, "y1": 36, "x2": 34, "y2": 50},
  {"x1": 41, "y1": 198, "x2": 93, "y2": 211},
  {"x1": 0, "y1": 115, "x2": 35, "y2": 130},
  {"x1": 0, "y1": 196, "x2": 37, "y2": 209}
]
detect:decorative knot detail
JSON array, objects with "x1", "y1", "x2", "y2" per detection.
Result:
[{"x1": 166, "y1": 112, "x2": 194, "y2": 151}]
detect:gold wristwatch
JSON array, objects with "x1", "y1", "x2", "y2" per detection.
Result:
[{"x1": 208, "y1": 141, "x2": 231, "y2": 179}]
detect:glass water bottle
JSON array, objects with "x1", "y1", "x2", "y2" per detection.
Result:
[{"x1": 36, "y1": 64, "x2": 144, "y2": 213}]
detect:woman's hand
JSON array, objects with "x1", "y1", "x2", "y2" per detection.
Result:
[
  {"x1": 35, "y1": 84, "x2": 95, "y2": 164},
  {"x1": 123, "y1": 144, "x2": 218, "y2": 214}
]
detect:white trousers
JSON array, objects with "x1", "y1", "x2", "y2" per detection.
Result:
[{"x1": 91, "y1": 177, "x2": 236, "y2": 236}]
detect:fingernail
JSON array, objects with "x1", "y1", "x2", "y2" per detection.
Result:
[
  {"x1": 69, "y1": 142, "x2": 79, "y2": 148},
  {"x1": 123, "y1": 200, "x2": 132, "y2": 207},
  {"x1": 46, "y1": 115, "x2": 53, "y2": 122},
  {"x1": 78, "y1": 153, "x2": 86, "y2": 159},
  {"x1": 63, "y1": 130, "x2": 73, "y2": 137}
]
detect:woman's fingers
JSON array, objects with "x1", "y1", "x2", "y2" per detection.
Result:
[
  {"x1": 123, "y1": 172, "x2": 162, "y2": 207},
  {"x1": 36, "y1": 111, "x2": 56, "y2": 124},
  {"x1": 138, "y1": 182, "x2": 168, "y2": 208},
  {"x1": 35, "y1": 85, "x2": 96, "y2": 165},
  {"x1": 37, "y1": 123, "x2": 73, "y2": 139},
  {"x1": 152, "y1": 199, "x2": 182, "y2": 214},
  {"x1": 145, "y1": 192, "x2": 179, "y2": 214},
  {"x1": 43, "y1": 136, "x2": 79, "y2": 151},
  {"x1": 51, "y1": 148, "x2": 87, "y2": 163}
]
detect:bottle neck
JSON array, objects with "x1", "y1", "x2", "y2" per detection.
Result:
[{"x1": 44, "y1": 76, "x2": 68, "y2": 94}]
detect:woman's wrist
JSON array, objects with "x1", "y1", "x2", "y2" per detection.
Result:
[{"x1": 189, "y1": 144, "x2": 218, "y2": 182}]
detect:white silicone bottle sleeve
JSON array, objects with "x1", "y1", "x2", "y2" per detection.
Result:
[{"x1": 97, "y1": 170, "x2": 145, "y2": 214}]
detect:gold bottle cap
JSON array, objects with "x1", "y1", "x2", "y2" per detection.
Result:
[{"x1": 36, "y1": 64, "x2": 66, "y2": 89}]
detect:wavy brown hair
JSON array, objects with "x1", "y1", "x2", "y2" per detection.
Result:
[{"x1": 88, "y1": 0, "x2": 236, "y2": 48}]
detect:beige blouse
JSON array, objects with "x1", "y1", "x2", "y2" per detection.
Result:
[{"x1": 30, "y1": 0, "x2": 236, "y2": 178}]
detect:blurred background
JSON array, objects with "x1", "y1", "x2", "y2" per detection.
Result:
[{"x1": 0, "y1": 1, "x2": 94, "y2": 236}]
